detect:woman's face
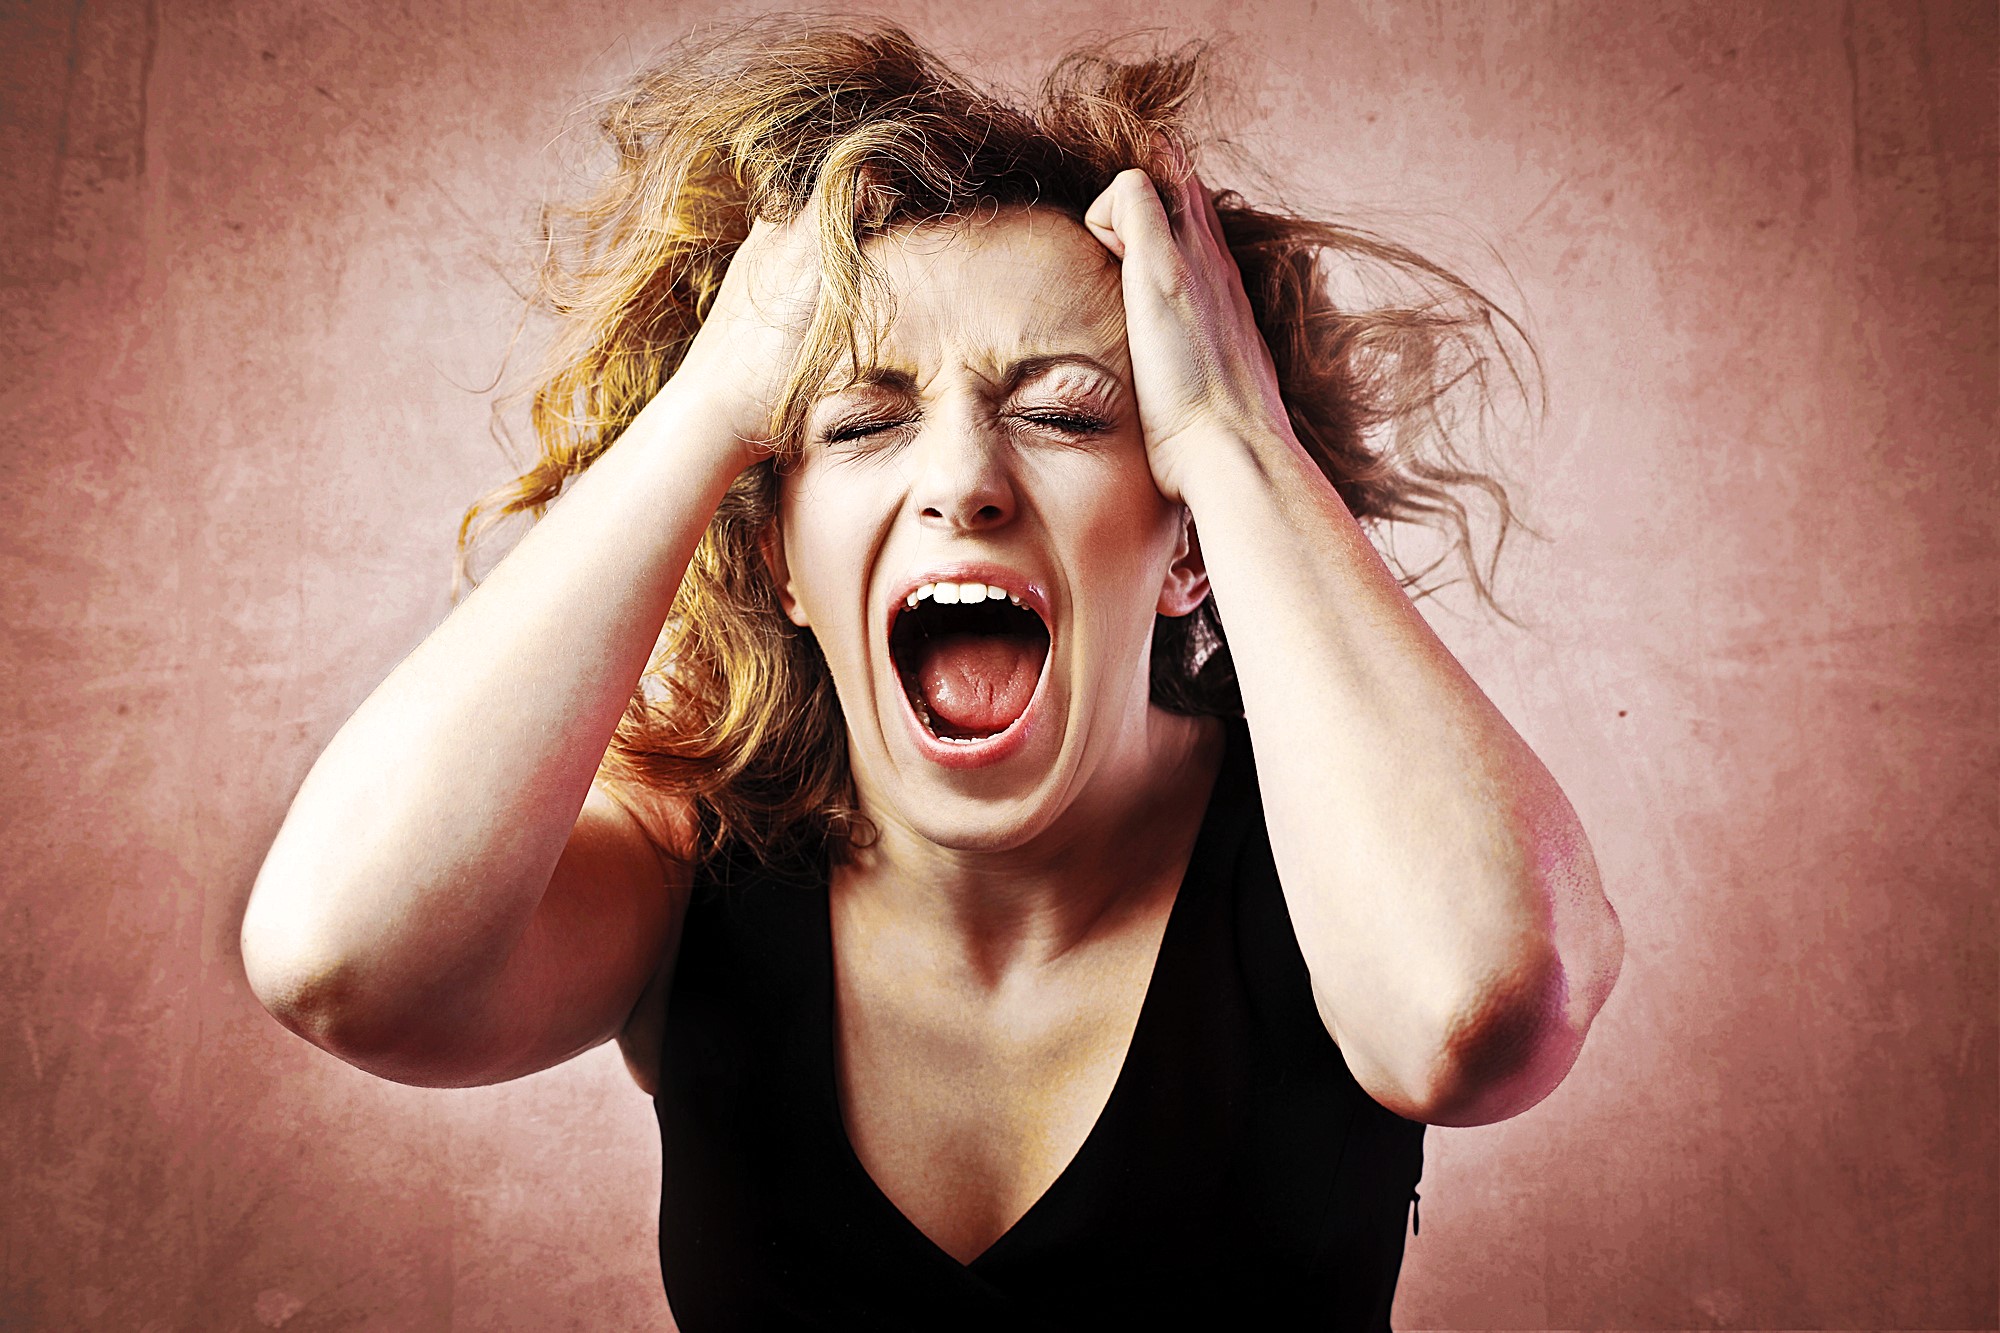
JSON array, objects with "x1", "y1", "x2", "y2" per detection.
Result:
[{"x1": 768, "y1": 205, "x2": 1204, "y2": 852}]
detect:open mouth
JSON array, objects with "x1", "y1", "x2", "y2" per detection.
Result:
[{"x1": 889, "y1": 580, "x2": 1052, "y2": 745}]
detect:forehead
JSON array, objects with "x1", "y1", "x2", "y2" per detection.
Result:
[{"x1": 856, "y1": 206, "x2": 1128, "y2": 377}]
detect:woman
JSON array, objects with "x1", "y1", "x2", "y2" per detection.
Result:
[{"x1": 241, "y1": 20, "x2": 1623, "y2": 1330}]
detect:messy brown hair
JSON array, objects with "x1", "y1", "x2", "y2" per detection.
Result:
[{"x1": 460, "y1": 16, "x2": 1536, "y2": 879}]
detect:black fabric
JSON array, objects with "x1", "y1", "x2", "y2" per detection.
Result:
[{"x1": 656, "y1": 718, "x2": 1425, "y2": 1331}]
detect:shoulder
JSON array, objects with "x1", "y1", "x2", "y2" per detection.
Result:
[{"x1": 596, "y1": 769, "x2": 703, "y2": 872}]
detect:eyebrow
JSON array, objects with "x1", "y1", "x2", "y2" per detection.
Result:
[{"x1": 839, "y1": 352, "x2": 1122, "y2": 397}]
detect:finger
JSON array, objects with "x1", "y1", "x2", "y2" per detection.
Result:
[
  {"x1": 1190, "y1": 166, "x2": 1223, "y2": 241},
  {"x1": 1155, "y1": 137, "x2": 1202, "y2": 239},
  {"x1": 791, "y1": 156, "x2": 876, "y2": 232},
  {"x1": 1084, "y1": 167, "x2": 1175, "y2": 261},
  {"x1": 1168, "y1": 157, "x2": 1220, "y2": 255},
  {"x1": 1080, "y1": 204, "x2": 1124, "y2": 258},
  {"x1": 1175, "y1": 164, "x2": 1242, "y2": 296}
]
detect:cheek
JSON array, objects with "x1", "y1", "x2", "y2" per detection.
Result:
[
  {"x1": 1065, "y1": 449, "x2": 1176, "y2": 561},
  {"x1": 777, "y1": 472, "x2": 878, "y2": 643},
  {"x1": 1050, "y1": 453, "x2": 1180, "y2": 631}
]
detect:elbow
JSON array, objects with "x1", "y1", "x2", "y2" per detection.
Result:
[
  {"x1": 240, "y1": 880, "x2": 455, "y2": 1081},
  {"x1": 1409, "y1": 829, "x2": 1628, "y2": 1125},
  {"x1": 240, "y1": 894, "x2": 374, "y2": 1057},
  {"x1": 1385, "y1": 926, "x2": 1623, "y2": 1127},
  {"x1": 1359, "y1": 823, "x2": 1626, "y2": 1126},
  {"x1": 1417, "y1": 955, "x2": 1573, "y2": 1126}
]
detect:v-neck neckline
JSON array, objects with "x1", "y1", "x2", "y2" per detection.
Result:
[{"x1": 812, "y1": 721, "x2": 1241, "y2": 1275}]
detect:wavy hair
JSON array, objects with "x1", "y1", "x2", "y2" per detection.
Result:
[{"x1": 460, "y1": 16, "x2": 1538, "y2": 878}]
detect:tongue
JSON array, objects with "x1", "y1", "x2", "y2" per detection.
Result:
[{"x1": 914, "y1": 632, "x2": 1043, "y2": 736}]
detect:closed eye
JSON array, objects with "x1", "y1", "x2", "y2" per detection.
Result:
[
  {"x1": 824, "y1": 418, "x2": 913, "y2": 444},
  {"x1": 1016, "y1": 412, "x2": 1111, "y2": 435}
]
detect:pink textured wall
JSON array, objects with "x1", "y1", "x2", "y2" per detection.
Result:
[{"x1": 2, "y1": 1, "x2": 1993, "y2": 1328}]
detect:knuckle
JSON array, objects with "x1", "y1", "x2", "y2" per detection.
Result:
[
  {"x1": 1114, "y1": 168, "x2": 1157, "y2": 202},
  {"x1": 1150, "y1": 254, "x2": 1199, "y2": 303}
]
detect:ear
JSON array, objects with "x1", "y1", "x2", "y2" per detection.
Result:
[
  {"x1": 759, "y1": 519, "x2": 812, "y2": 628},
  {"x1": 1156, "y1": 507, "x2": 1210, "y2": 618}
]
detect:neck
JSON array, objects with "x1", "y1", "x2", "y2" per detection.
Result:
[{"x1": 835, "y1": 707, "x2": 1226, "y2": 984}]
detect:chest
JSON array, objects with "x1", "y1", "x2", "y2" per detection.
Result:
[
  {"x1": 829, "y1": 900, "x2": 1173, "y2": 1265},
  {"x1": 655, "y1": 827, "x2": 1428, "y2": 1326}
]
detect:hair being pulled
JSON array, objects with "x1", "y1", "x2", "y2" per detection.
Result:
[{"x1": 461, "y1": 16, "x2": 1538, "y2": 879}]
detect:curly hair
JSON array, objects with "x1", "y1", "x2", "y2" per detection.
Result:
[{"x1": 460, "y1": 16, "x2": 1537, "y2": 879}]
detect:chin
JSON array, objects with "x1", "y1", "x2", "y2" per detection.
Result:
[
  {"x1": 907, "y1": 774, "x2": 1075, "y2": 852},
  {"x1": 849, "y1": 685, "x2": 1084, "y2": 857}
]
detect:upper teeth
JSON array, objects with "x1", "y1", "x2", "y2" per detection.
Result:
[{"x1": 906, "y1": 581, "x2": 1025, "y2": 610}]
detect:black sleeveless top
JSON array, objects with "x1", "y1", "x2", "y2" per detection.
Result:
[{"x1": 655, "y1": 719, "x2": 1425, "y2": 1331}]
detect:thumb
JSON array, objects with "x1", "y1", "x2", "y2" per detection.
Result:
[{"x1": 1084, "y1": 168, "x2": 1174, "y2": 262}]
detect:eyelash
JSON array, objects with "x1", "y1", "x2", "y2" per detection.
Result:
[
  {"x1": 824, "y1": 419, "x2": 901, "y2": 443},
  {"x1": 824, "y1": 412, "x2": 1111, "y2": 443},
  {"x1": 1022, "y1": 411, "x2": 1112, "y2": 435}
]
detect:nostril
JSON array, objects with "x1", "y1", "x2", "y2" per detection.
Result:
[{"x1": 916, "y1": 501, "x2": 1007, "y2": 526}]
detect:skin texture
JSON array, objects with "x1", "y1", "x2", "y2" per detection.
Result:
[{"x1": 240, "y1": 160, "x2": 1621, "y2": 1264}]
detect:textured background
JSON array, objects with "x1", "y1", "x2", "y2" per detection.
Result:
[{"x1": 1, "y1": 1, "x2": 1994, "y2": 1329}]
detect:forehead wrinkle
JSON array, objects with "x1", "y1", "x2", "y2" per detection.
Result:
[
  {"x1": 855, "y1": 209, "x2": 1130, "y2": 391},
  {"x1": 864, "y1": 299, "x2": 1128, "y2": 394}
]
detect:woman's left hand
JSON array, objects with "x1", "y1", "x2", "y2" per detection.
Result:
[{"x1": 1083, "y1": 149, "x2": 1296, "y2": 504}]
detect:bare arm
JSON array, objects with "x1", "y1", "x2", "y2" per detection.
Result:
[
  {"x1": 1183, "y1": 431, "x2": 1621, "y2": 1125},
  {"x1": 241, "y1": 389, "x2": 745, "y2": 1087},
  {"x1": 241, "y1": 204, "x2": 823, "y2": 1088},
  {"x1": 1086, "y1": 161, "x2": 1623, "y2": 1126}
]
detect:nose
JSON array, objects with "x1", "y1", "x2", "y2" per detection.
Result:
[{"x1": 909, "y1": 412, "x2": 1016, "y2": 534}]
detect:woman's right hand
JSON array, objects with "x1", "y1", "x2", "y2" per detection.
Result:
[{"x1": 670, "y1": 196, "x2": 830, "y2": 460}]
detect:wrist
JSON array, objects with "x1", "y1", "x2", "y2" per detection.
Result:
[
  {"x1": 1173, "y1": 424, "x2": 1320, "y2": 519},
  {"x1": 623, "y1": 367, "x2": 769, "y2": 478}
]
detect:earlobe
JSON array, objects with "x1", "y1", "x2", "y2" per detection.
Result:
[
  {"x1": 1157, "y1": 508, "x2": 1211, "y2": 618},
  {"x1": 759, "y1": 522, "x2": 811, "y2": 628}
]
